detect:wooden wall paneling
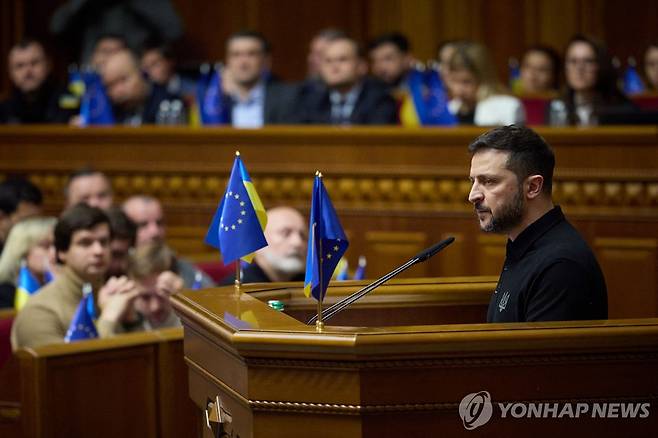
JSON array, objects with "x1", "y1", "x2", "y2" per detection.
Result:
[
  {"x1": 594, "y1": 237, "x2": 658, "y2": 318},
  {"x1": 364, "y1": 230, "x2": 428, "y2": 278},
  {"x1": 601, "y1": 0, "x2": 658, "y2": 67},
  {"x1": 533, "y1": 0, "x2": 582, "y2": 54}
]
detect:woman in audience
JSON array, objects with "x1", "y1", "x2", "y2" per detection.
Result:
[
  {"x1": 0, "y1": 217, "x2": 57, "y2": 308},
  {"x1": 557, "y1": 34, "x2": 632, "y2": 125},
  {"x1": 519, "y1": 45, "x2": 561, "y2": 95},
  {"x1": 643, "y1": 43, "x2": 658, "y2": 91},
  {"x1": 445, "y1": 41, "x2": 525, "y2": 125}
]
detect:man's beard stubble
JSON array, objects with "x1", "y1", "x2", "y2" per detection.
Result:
[{"x1": 477, "y1": 186, "x2": 525, "y2": 234}]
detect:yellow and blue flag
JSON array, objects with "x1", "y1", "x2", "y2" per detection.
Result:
[
  {"x1": 64, "y1": 286, "x2": 98, "y2": 342},
  {"x1": 205, "y1": 153, "x2": 267, "y2": 264},
  {"x1": 80, "y1": 71, "x2": 114, "y2": 126},
  {"x1": 304, "y1": 173, "x2": 349, "y2": 302},
  {"x1": 14, "y1": 263, "x2": 41, "y2": 310}
]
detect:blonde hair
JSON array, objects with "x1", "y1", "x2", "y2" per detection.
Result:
[
  {"x1": 127, "y1": 242, "x2": 176, "y2": 280},
  {"x1": 448, "y1": 41, "x2": 508, "y2": 101},
  {"x1": 0, "y1": 216, "x2": 57, "y2": 283}
]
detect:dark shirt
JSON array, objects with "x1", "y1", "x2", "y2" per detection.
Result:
[
  {"x1": 219, "y1": 262, "x2": 304, "y2": 286},
  {"x1": 295, "y1": 77, "x2": 398, "y2": 125},
  {"x1": 0, "y1": 79, "x2": 73, "y2": 124},
  {"x1": 0, "y1": 282, "x2": 15, "y2": 309},
  {"x1": 112, "y1": 83, "x2": 178, "y2": 125},
  {"x1": 487, "y1": 206, "x2": 608, "y2": 323}
]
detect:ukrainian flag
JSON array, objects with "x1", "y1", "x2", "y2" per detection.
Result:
[
  {"x1": 205, "y1": 152, "x2": 268, "y2": 264},
  {"x1": 304, "y1": 173, "x2": 349, "y2": 302},
  {"x1": 14, "y1": 263, "x2": 41, "y2": 311}
]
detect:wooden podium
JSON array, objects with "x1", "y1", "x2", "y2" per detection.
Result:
[{"x1": 172, "y1": 277, "x2": 658, "y2": 437}]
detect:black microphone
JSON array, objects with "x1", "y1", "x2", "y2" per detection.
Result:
[{"x1": 307, "y1": 236, "x2": 455, "y2": 325}]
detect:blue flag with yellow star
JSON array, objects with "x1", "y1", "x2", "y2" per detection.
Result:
[
  {"x1": 65, "y1": 292, "x2": 98, "y2": 342},
  {"x1": 205, "y1": 153, "x2": 268, "y2": 265},
  {"x1": 304, "y1": 174, "x2": 349, "y2": 302}
]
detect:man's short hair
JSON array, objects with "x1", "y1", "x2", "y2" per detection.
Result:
[
  {"x1": 93, "y1": 33, "x2": 128, "y2": 49},
  {"x1": 0, "y1": 177, "x2": 43, "y2": 214},
  {"x1": 367, "y1": 32, "x2": 410, "y2": 54},
  {"x1": 55, "y1": 203, "x2": 111, "y2": 253},
  {"x1": 11, "y1": 37, "x2": 46, "y2": 53},
  {"x1": 331, "y1": 36, "x2": 365, "y2": 59},
  {"x1": 64, "y1": 167, "x2": 111, "y2": 196},
  {"x1": 468, "y1": 125, "x2": 555, "y2": 195},
  {"x1": 106, "y1": 207, "x2": 137, "y2": 245},
  {"x1": 226, "y1": 30, "x2": 271, "y2": 54},
  {"x1": 128, "y1": 242, "x2": 177, "y2": 280}
]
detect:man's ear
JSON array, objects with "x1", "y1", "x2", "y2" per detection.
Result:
[{"x1": 525, "y1": 174, "x2": 544, "y2": 199}]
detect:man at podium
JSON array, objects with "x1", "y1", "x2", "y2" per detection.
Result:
[{"x1": 467, "y1": 125, "x2": 608, "y2": 322}]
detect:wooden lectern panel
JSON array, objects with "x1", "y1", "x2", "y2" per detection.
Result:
[{"x1": 172, "y1": 278, "x2": 658, "y2": 437}]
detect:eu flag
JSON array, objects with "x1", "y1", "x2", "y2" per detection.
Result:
[
  {"x1": 623, "y1": 60, "x2": 645, "y2": 95},
  {"x1": 304, "y1": 173, "x2": 349, "y2": 302},
  {"x1": 424, "y1": 66, "x2": 457, "y2": 126},
  {"x1": 14, "y1": 263, "x2": 41, "y2": 310},
  {"x1": 353, "y1": 255, "x2": 367, "y2": 280},
  {"x1": 205, "y1": 153, "x2": 268, "y2": 264},
  {"x1": 64, "y1": 291, "x2": 98, "y2": 342},
  {"x1": 200, "y1": 66, "x2": 230, "y2": 125},
  {"x1": 80, "y1": 71, "x2": 114, "y2": 126}
]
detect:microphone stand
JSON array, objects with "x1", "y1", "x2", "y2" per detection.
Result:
[{"x1": 307, "y1": 237, "x2": 454, "y2": 325}]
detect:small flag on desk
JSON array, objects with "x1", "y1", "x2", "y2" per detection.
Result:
[
  {"x1": 65, "y1": 284, "x2": 98, "y2": 342},
  {"x1": 205, "y1": 153, "x2": 268, "y2": 264},
  {"x1": 80, "y1": 70, "x2": 114, "y2": 126},
  {"x1": 623, "y1": 58, "x2": 645, "y2": 95},
  {"x1": 509, "y1": 57, "x2": 522, "y2": 94},
  {"x1": 14, "y1": 263, "x2": 41, "y2": 311},
  {"x1": 200, "y1": 65, "x2": 230, "y2": 125},
  {"x1": 424, "y1": 64, "x2": 457, "y2": 126},
  {"x1": 304, "y1": 173, "x2": 349, "y2": 302},
  {"x1": 353, "y1": 255, "x2": 367, "y2": 280}
]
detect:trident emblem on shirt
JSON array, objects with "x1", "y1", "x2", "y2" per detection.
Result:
[{"x1": 498, "y1": 291, "x2": 511, "y2": 312}]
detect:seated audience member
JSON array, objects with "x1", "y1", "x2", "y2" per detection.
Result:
[
  {"x1": 437, "y1": 39, "x2": 467, "y2": 85},
  {"x1": 0, "y1": 39, "x2": 72, "y2": 124},
  {"x1": 222, "y1": 30, "x2": 299, "y2": 127},
  {"x1": 89, "y1": 34, "x2": 127, "y2": 71},
  {"x1": 11, "y1": 204, "x2": 143, "y2": 350},
  {"x1": 65, "y1": 167, "x2": 114, "y2": 210},
  {"x1": 307, "y1": 28, "x2": 348, "y2": 81},
  {"x1": 554, "y1": 34, "x2": 634, "y2": 126},
  {"x1": 141, "y1": 41, "x2": 196, "y2": 99},
  {"x1": 0, "y1": 217, "x2": 57, "y2": 308},
  {"x1": 122, "y1": 195, "x2": 214, "y2": 289},
  {"x1": 127, "y1": 242, "x2": 183, "y2": 329},
  {"x1": 297, "y1": 36, "x2": 397, "y2": 125},
  {"x1": 106, "y1": 207, "x2": 137, "y2": 278},
  {"x1": 519, "y1": 46, "x2": 561, "y2": 96},
  {"x1": 0, "y1": 177, "x2": 44, "y2": 254},
  {"x1": 101, "y1": 48, "x2": 179, "y2": 125},
  {"x1": 446, "y1": 41, "x2": 525, "y2": 125},
  {"x1": 644, "y1": 43, "x2": 658, "y2": 91},
  {"x1": 368, "y1": 32, "x2": 414, "y2": 91},
  {"x1": 221, "y1": 206, "x2": 307, "y2": 285}
]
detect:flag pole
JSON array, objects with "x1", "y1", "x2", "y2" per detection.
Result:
[
  {"x1": 234, "y1": 261, "x2": 242, "y2": 294},
  {"x1": 315, "y1": 171, "x2": 324, "y2": 332}
]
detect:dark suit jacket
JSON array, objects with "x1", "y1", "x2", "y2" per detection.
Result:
[
  {"x1": 112, "y1": 83, "x2": 177, "y2": 125},
  {"x1": 294, "y1": 77, "x2": 398, "y2": 125},
  {"x1": 0, "y1": 79, "x2": 74, "y2": 124},
  {"x1": 226, "y1": 79, "x2": 300, "y2": 125}
]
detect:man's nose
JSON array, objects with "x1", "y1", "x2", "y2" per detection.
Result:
[{"x1": 468, "y1": 182, "x2": 482, "y2": 204}]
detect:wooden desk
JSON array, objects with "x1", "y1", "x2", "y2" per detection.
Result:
[
  {"x1": 1, "y1": 126, "x2": 657, "y2": 317},
  {"x1": 173, "y1": 278, "x2": 658, "y2": 438},
  {"x1": 13, "y1": 328, "x2": 199, "y2": 438}
]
